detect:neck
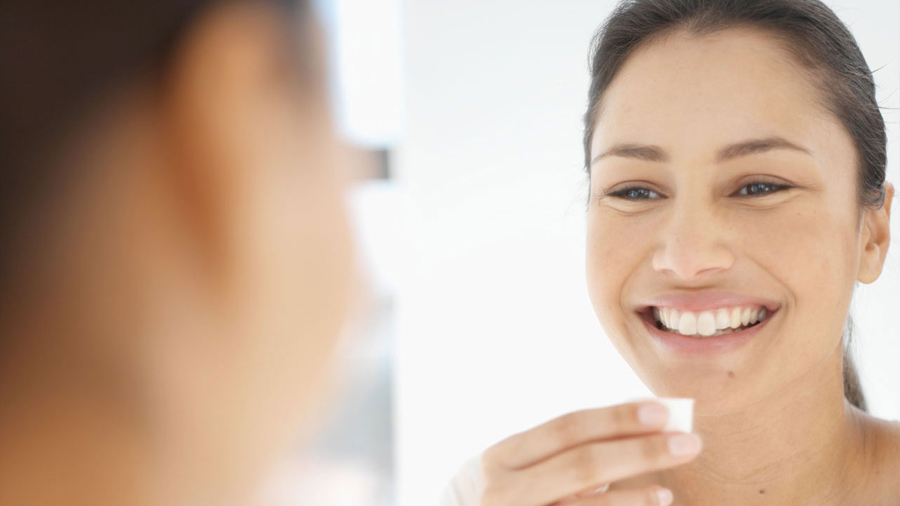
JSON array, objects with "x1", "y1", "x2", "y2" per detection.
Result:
[
  {"x1": 0, "y1": 323, "x2": 230, "y2": 506},
  {"x1": 0, "y1": 277, "x2": 218, "y2": 506},
  {"x1": 0, "y1": 351, "x2": 155, "y2": 506},
  {"x1": 0, "y1": 104, "x2": 211, "y2": 506},
  {"x1": 663, "y1": 346, "x2": 869, "y2": 505}
]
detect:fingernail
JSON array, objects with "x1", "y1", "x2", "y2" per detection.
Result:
[
  {"x1": 656, "y1": 488, "x2": 674, "y2": 506},
  {"x1": 668, "y1": 433, "x2": 701, "y2": 456},
  {"x1": 638, "y1": 403, "x2": 669, "y2": 425}
]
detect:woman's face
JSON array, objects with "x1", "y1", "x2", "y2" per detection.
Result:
[{"x1": 586, "y1": 28, "x2": 867, "y2": 413}]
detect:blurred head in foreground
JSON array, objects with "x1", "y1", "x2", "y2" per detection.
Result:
[{"x1": 0, "y1": 1, "x2": 354, "y2": 504}]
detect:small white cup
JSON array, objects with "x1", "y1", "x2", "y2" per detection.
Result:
[{"x1": 656, "y1": 398, "x2": 694, "y2": 432}]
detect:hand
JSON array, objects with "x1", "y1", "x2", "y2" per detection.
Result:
[{"x1": 478, "y1": 401, "x2": 701, "y2": 506}]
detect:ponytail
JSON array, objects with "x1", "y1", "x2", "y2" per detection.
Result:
[{"x1": 842, "y1": 316, "x2": 867, "y2": 412}]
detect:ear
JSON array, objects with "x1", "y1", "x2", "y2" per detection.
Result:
[
  {"x1": 157, "y1": 0, "x2": 325, "y2": 288},
  {"x1": 140, "y1": 1, "x2": 353, "y2": 468},
  {"x1": 857, "y1": 181, "x2": 894, "y2": 284}
]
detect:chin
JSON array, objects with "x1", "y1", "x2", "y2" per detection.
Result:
[{"x1": 622, "y1": 345, "x2": 769, "y2": 416}]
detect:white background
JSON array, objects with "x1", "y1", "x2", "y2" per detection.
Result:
[{"x1": 392, "y1": 2, "x2": 900, "y2": 506}]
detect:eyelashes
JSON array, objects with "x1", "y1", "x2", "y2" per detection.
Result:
[
  {"x1": 607, "y1": 186, "x2": 663, "y2": 200},
  {"x1": 602, "y1": 180, "x2": 791, "y2": 201},
  {"x1": 735, "y1": 181, "x2": 790, "y2": 197}
]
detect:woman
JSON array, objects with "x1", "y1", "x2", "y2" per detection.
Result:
[
  {"x1": 0, "y1": 0, "x2": 356, "y2": 505},
  {"x1": 441, "y1": 0, "x2": 899, "y2": 504}
]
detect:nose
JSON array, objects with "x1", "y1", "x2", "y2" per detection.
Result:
[{"x1": 651, "y1": 198, "x2": 735, "y2": 281}]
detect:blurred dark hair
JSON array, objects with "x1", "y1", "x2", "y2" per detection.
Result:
[
  {"x1": 583, "y1": 0, "x2": 887, "y2": 411},
  {"x1": 0, "y1": 0, "x2": 309, "y2": 294}
]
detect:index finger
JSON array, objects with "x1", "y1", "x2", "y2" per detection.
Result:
[{"x1": 484, "y1": 401, "x2": 669, "y2": 470}]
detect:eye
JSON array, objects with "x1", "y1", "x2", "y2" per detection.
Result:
[
  {"x1": 607, "y1": 186, "x2": 663, "y2": 201},
  {"x1": 736, "y1": 181, "x2": 790, "y2": 197}
]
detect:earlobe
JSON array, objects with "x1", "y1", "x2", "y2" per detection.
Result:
[{"x1": 857, "y1": 182, "x2": 893, "y2": 284}]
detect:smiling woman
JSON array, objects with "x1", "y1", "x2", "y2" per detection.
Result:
[{"x1": 439, "y1": 0, "x2": 899, "y2": 505}]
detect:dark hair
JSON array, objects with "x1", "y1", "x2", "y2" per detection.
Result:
[
  {"x1": 583, "y1": 0, "x2": 888, "y2": 411},
  {"x1": 0, "y1": 0, "x2": 309, "y2": 294}
]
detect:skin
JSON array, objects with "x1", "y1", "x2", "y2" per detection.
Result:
[
  {"x1": 586, "y1": 28, "x2": 898, "y2": 504},
  {"x1": 0, "y1": 3, "x2": 355, "y2": 506},
  {"x1": 476, "y1": 27, "x2": 897, "y2": 506}
]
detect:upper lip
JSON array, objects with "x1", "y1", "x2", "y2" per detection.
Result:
[{"x1": 637, "y1": 290, "x2": 781, "y2": 313}]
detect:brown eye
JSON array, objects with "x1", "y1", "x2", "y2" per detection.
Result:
[
  {"x1": 737, "y1": 182, "x2": 789, "y2": 197},
  {"x1": 610, "y1": 187, "x2": 663, "y2": 200}
]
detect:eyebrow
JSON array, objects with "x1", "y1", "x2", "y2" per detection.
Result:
[{"x1": 590, "y1": 137, "x2": 812, "y2": 166}]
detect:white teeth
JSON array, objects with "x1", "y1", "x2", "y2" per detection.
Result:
[
  {"x1": 678, "y1": 311, "x2": 697, "y2": 335},
  {"x1": 654, "y1": 305, "x2": 771, "y2": 337},
  {"x1": 730, "y1": 307, "x2": 742, "y2": 328},
  {"x1": 741, "y1": 307, "x2": 751, "y2": 326},
  {"x1": 715, "y1": 308, "x2": 731, "y2": 329},
  {"x1": 697, "y1": 311, "x2": 717, "y2": 336}
]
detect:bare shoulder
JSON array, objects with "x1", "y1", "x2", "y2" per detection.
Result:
[
  {"x1": 860, "y1": 414, "x2": 900, "y2": 505},
  {"x1": 867, "y1": 415, "x2": 900, "y2": 467}
]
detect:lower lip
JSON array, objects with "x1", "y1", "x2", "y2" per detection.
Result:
[{"x1": 641, "y1": 310, "x2": 776, "y2": 355}]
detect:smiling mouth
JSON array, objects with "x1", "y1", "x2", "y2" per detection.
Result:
[{"x1": 639, "y1": 305, "x2": 776, "y2": 338}]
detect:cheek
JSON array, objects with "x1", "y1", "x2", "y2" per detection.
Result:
[
  {"x1": 729, "y1": 201, "x2": 859, "y2": 365},
  {"x1": 279, "y1": 173, "x2": 354, "y2": 361},
  {"x1": 268, "y1": 123, "x2": 355, "y2": 345},
  {"x1": 735, "y1": 203, "x2": 857, "y2": 310},
  {"x1": 585, "y1": 210, "x2": 651, "y2": 326}
]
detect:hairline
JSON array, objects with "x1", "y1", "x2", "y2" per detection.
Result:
[{"x1": 585, "y1": 24, "x2": 849, "y2": 179}]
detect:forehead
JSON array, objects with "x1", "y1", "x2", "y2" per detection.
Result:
[{"x1": 591, "y1": 27, "x2": 848, "y2": 162}]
